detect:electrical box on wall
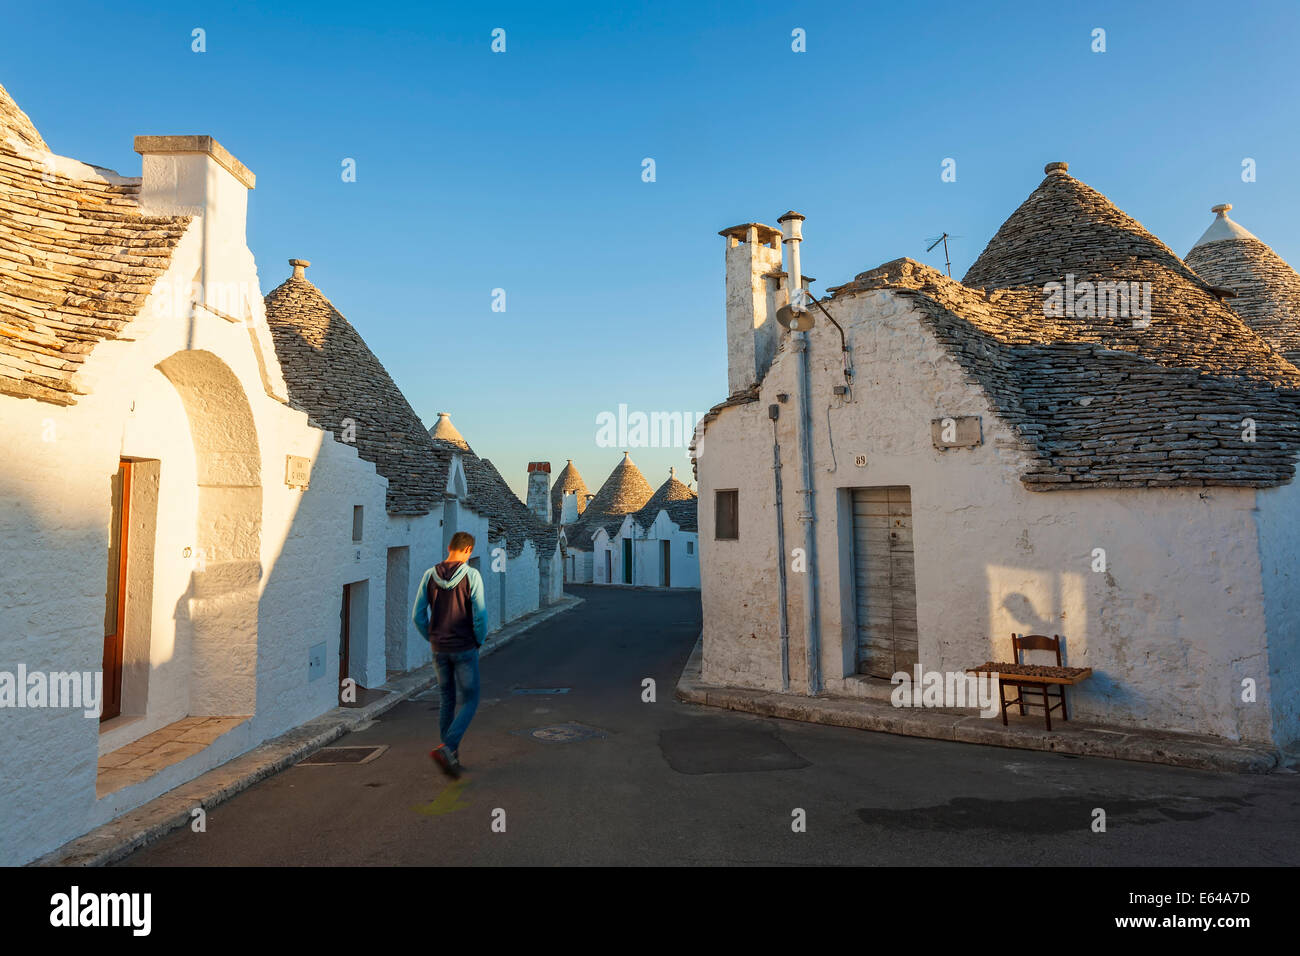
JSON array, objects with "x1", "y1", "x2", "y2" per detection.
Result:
[{"x1": 308, "y1": 642, "x2": 325, "y2": 682}]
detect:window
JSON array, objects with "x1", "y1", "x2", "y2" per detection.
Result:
[
  {"x1": 686, "y1": 541, "x2": 694, "y2": 555},
  {"x1": 715, "y1": 490, "x2": 739, "y2": 540},
  {"x1": 352, "y1": 505, "x2": 364, "y2": 542}
]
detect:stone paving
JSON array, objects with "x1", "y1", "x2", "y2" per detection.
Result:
[{"x1": 97, "y1": 717, "x2": 249, "y2": 798}]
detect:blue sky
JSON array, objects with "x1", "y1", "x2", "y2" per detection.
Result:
[{"x1": 4, "y1": 0, "x2": 1299, "y2": 499}]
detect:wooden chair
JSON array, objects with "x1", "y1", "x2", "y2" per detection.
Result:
[{"x1": 1000, "y1": 633, "x2": 1069, "y2": 730}]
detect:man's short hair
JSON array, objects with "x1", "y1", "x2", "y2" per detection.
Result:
[{"x1": 449, "y1": 531, "x2": 475, "y2": 553}]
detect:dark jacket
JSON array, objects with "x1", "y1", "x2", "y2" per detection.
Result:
[{"x1": 411, "y1": 560, "x2": 488, "y2": 653}]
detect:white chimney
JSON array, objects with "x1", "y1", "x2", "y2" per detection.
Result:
[
  {"x1": 720, "y1": 222, "x2": 784, "y2": 395},
  {"x1": 778, "y1": 210, "x2": 806, "y2": 309},
  {"x1": 561, "y1": 491, "x2": 579, "y2": 525},
  {"x1": 133, "y1": 135, "x2": 255, "y2": 259}
]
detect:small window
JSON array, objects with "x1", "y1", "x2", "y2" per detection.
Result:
[
  {"x1": 686, "y1": 541, "x2": 694, "y2": 555},
  {"x1": 715, "y1": 490, "x2": 738, "y2": 540},
  {"x1": 352, "y1": 505, "x2": 364, "y2": 542}
]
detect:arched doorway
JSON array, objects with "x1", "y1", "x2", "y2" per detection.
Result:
[{"x1": 156, "y1": 350, "x2": 262, "y2": 717}]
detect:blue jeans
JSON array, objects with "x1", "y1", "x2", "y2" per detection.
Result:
[{"x1": 434, "y1": 648, "x2": 480, "y2": 754}]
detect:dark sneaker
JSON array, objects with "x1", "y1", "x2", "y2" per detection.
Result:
[
  {"x1": 430, "y1": 745, "x2": 460, "y2": 778},
  {"x1": 449, "y1": 749, "x2": 464, "y2": 772}
]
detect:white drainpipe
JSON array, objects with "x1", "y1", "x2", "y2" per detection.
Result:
[{"x1": 778, "y1": 210, "x2": 822, "y2": 695}]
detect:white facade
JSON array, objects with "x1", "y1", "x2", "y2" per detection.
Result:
[
  {"x1": 601, "y1": 511, "x2": 700, "y2": 589},
  {"x1": 0, "y1": 129, "x2": 566, "y2": 865},
  {"x1": 697, "y1": 282, "x2": 1298, "y2": 749}
]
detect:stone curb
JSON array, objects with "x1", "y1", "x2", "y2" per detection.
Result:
[
  {"x1": 674, "y1": 634, "x2": 1279, "y2": 774},
  {"x1": 33, "y1": 595, "x2": 583, "y2": 867}
]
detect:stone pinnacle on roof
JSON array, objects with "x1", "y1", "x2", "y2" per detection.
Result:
[
  {"x1": 1186, "y1": 204, "x2": 1300, "y2": 365},
  {"x1": 429, "y1": 411, "x2": 472, "y2": 452},
  {"x1": 1190, "y1": 204, "x2": 1259, "y2": 248},
  {"x1": 290, "y1": 258, "x2": 311, "y2": 279}
]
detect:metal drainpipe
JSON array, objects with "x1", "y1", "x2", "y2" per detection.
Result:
[
  {"x1": 779, "y1": 210, "x2": 822, "y2": 695},
  {"x1": 770, "y1": 407, "x2": 791, "y2": 692}
]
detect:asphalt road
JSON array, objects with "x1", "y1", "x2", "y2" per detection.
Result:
[{"x1": 119, "y1": 585, "x2": 1300, "y2": 866}]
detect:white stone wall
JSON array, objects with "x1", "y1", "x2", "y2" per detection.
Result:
[
  {"x1": 697, "y1": 287, "x2": 1282, "y2": 746},
  {"x1": 592, "y1": 531, "x2": 617, "y2": 584},
  {"x1": 565, "y1": 548, "x2": 593, "y2": 584},
  {"x1": 540, "y1": 543, "x2": 564, "y2": 604},
  {"x1": 504, "y1": 540, "x2": 541, "y2": 621},
  {"x1": 384, "y1": 512, "x2": 444, "y2": 673},
  {"x1": 610, "y1": 512, "x2": 700, "y2": 588},
  {"x1": 1255, "y1": 478, "x2": 1300, "y2": 749}
]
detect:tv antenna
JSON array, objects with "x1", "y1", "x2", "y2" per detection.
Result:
[{"x1": 925, "y1": 232, "x2": 961, "y2": 277}]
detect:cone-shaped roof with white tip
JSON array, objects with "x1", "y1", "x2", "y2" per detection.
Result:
[{"x1": 1186, "y1": 204, "x2": 1300, "y2": 364}]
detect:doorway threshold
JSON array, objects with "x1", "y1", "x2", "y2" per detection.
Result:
[{"x1": 96, "y1": 716, "x2": 248, "y2": 798}]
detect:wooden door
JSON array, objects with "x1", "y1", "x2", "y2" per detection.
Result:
[
  {"x1": 101, "y1": 460, "x2": 131, "y2": 721},
  {"x1": 851, "y1": 487, "x2": 917, "y2": 678},
  {"x1": 662, "y1": 541, "x2": 671, "y2": 587},
  {"x1": 339, "y1": 584, "x2": 351, "y2": 692},
  {"x1": 604, "y1": 551, "x2": 611, "y2": 583},
  {"x1": 622, "y1": 539, "x2": 632, "y2": 584}
]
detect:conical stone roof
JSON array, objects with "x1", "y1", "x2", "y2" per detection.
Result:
[
  {"x1": 634, "y1": 467, "x2": 697, "y2": 530},
  {"x1": 561, "y1": 452, "x2": 654, "y2": 549},
  {"x1": 586, "y1": 452, "x2": 654, "y2": 515},
  {"x1": 1186, "y1": 204, "x2": 1300, "y2": 365},
  {"x1": 427, "y1": 412, "x2": 558, "y2": 557},
  {"x1": 264, "y1": 263, "x2": 449, "y2": 515},
  {"x1": 550, "y1": 459, "x2": 589, "y2": 521},
  {"x1": 959, "y1": 162, "x2": 1300, "y2": 387},
  {"x1": 637, "y1": 467, "x2": 695, "y2": 514}
]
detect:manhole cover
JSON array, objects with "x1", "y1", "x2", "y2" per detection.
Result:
[
  {"x1": 511, "y1": 687, "x2": 571, "y2": 695},
  {"x1": 299, "y1": 745, "x2": 388, "y2": 766},
  {"x1": 511, "y1": 723, "x2": 607, "y2": 744}
]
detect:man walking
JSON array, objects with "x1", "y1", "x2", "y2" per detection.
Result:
[{"x1": 412, "y1": 531, "x2": 488, "y2": 777}]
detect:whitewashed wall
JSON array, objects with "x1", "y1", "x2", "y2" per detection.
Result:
[
  {"x1": 698, "y1": 287, "x2": 1282, "y2": 746},
  {"x1": 612, "y1": 511, "x2": 700, "y2": 589},
  {"x1": 592, "y1": 531, "x2": 616, "y2": 584},
  {"x1": 1255, "y1": 477, "x2": 1300, "y2": 749}
]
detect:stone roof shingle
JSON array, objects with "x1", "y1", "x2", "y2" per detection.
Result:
[{"x1": 0, "y1": 82, "x2": 192, "y2": 405}]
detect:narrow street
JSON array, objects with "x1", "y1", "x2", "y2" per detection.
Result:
[{"x1": 120, "y1": 586, "x2": 1300, "y2": 866}]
